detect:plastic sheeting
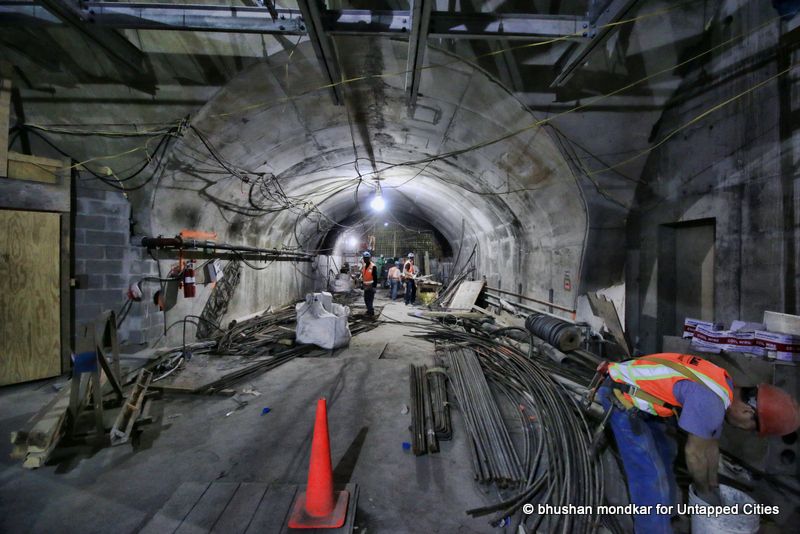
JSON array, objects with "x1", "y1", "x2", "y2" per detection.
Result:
[
  {"x1": 330, "y1": 273, "x2": 354, "y2": 293},
  {"x1": 295, "y1": 292, "x2": 351, "y2": 349}
]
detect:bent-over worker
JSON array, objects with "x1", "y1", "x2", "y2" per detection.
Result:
[{"x1": 595, "y1": 352, "x2": 800, "y2": 534}]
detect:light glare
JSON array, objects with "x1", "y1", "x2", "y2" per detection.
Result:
[{"x1": 370, "y1": 195, "x2": 385, "y2": 211}]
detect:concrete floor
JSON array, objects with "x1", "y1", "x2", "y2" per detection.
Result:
[{"x1": 0, "y1": 295, "x2": 502, "y2": 534}]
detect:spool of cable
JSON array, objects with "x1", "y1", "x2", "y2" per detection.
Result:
[{"x1": 524, "y1": 313, "x2": 582, "y2": 352}]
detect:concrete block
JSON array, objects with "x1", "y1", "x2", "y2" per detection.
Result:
[
  {"x1": 81, "y1": 289, "x2": 124, "y2": 308},
  {"x1": 86, "y1": 260, "x2": 124, "y2": 274},
  {"x1": 86, "y1": 274, "x2": 104, "y2": 289},
  {"x1": 85, "y1": 230, "x2": 128, "y2": 246},
  {"x1": 104, "y1": 274, "x2": 128, "y2": 288},
  {"x1": 75, "y1": 214, "x2": 107, "y2": 231},
  {"x1": 75, "y1": 304, "x2": 102, "y2": 323},
  {"x1": 104, "y1": 246, "x2": 126, "y2": 260},
  {"x1": 104, "y1": 191, "x2": 129, "y2": 204},
  {"x1": 75, "y1": 244, "x2": 104, "y2": 260},
  {"x1": 79, "y1": 199, "x2": 127, "y2": 218},
  {"x1": 77, "y1": 187, "x2": 114, "y2": 200}
]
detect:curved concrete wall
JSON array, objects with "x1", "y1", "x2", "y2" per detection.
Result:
[{"x1": 144, "y1": 38, "x2": 587, "y2": 338}]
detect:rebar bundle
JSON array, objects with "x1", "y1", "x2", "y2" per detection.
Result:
[
  {"x1": 524, "y1": 313, "x2": 583, "y2": 352},
  {"x1": 410, "y1": 364, "x2": 452, "y2": 455},
  {"x1": 412, "y1": 321, "x2": 603, "y2": 533},
  {"x1": 443, "y1": 346, "x2": 525, "y2": 485}
]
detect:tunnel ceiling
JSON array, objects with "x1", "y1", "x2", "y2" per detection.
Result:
[{"x1": 150, "y1": 37, "x2": 587, "y2": 263}]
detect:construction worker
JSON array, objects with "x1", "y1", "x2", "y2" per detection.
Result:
[
  {"x1": 387, "y1": 260, "x2": 402, "y2": 301},
  {"x1": 360, "y1": 251, "x2": 378, "y2": 317},
  {"x1": 403, "y1": 253, "x2": 417, "y2": 305},
  {"x1": 595, "y1": 353, "x2": 800, "y2": 534},
  {"x1": 375, "y1": 254, "x2": 386, "y2": 286}
]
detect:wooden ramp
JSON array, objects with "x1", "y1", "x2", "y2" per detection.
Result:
[{"x1": 139, "y1": 481, "x2": 358, "y2": 534}]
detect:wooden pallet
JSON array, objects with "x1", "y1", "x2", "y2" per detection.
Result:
[{"x1": 139, "y1": 481, "x2": 358, "y2": 534}]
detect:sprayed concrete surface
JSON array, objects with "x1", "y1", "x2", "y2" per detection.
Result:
[{"x1": 0, "y1": 296, "x2": 500, "y2": 534}]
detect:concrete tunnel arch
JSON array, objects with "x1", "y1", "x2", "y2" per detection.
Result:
[{"x1": 149, "y1": 38, "x2": 588, "y2": 330}]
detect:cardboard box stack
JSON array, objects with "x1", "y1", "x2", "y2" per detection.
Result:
[
  {"x1": 683, "y1": 313, "x2": 800, "y2": 362},
  {"x1": 688, "y1": 320, "x2": 763, "y2": 355}
]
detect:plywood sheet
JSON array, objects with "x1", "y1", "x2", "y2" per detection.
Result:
[
  {"x1": 0, "y1": 210, "x2": 61, "y2": 385},
  {"x1": 0, "y1": 79, "x2": 10, "y2": 176},
  {"x1": 587, "y1": 292, "x2": 630, "y2": 357},
  {"x1": 7, "y1": 152, "x2": 65, "y2": 184},
  {"x1": 447, "y1": 280, "x2": 485, "y2": 310}
]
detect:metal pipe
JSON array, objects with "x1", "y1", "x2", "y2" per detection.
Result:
[{"x1": 485, "y1": 285, "x2": 576, "y2": 314}]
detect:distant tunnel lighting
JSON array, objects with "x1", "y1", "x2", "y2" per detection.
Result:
[
  {"x1": 383, "y1": 222, "x2": 389, "y2": 227},
  {"x1": 370, "y1": 194, "x2": 385, "y2": 212},
  {"x1": 348, "y1": 236, "x2": 358, "y2": 248}
]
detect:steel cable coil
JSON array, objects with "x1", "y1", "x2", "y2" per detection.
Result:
[{"x1": 525, "y1": 313, "x2": 582, "y2": 351}]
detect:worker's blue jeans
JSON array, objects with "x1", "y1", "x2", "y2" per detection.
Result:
[
  {"x1": 404, "y1": 279, "x2": 416, "y2": 305},
  {"x1": 597, "y1": 386, "x2": 678, "y2": 534},
  {"x1": 390, "y1": 280, "x2": 400, "y2": 301}
]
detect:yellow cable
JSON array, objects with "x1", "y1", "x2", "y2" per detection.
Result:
[
  {"x1": 210, "y1": 0, "x2": 702, "y2": 119},
  {"x1": 585, "y1": 61, "x2": 797, "y2": 176},
  {"x1": 335, "y1": 14, "x2": 782, "y2": 179}
]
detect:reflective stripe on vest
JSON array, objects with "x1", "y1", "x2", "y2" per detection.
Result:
[
  {"x1": 362, "y1": 266, "x2": 374, "y2": 285},
  {"x1": 607, "y1": 353, "x2": 733, "y2": 417}
]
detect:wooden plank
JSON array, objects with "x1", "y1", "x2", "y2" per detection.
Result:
[
  {"x1": 139, "y1": 482, "x2": 211, "y2": 534},
  {"x1": 0, "y1": 179, "x2": 70, "y2": 212},
  {"x1": 587, "y1": 292, "x2": 631, "y2": 357},
  {"x1": 175, "y1": 482, "x2": 239, "y2": 534},
  {"x1": 60, "y1": 211, "x2": 71, "y2": 373},
  {"x1": 6, "y1": 152, "x2": 66, "y2": 184},
  {"x1": 446, "y1": 280, "x2": 485, "y2": 310},
  {"x1": 211, "y1": 483, "x2": 268, "y2": 534},
  {"x1": 0, "y1": 79, "x2": 9, "y2": 176},
  {"x1": 0, "y1": 210, "x2": 62, "y2": 385},
  {"x1": 244, "y1": 485, "x2": 297, "y2": 534}
]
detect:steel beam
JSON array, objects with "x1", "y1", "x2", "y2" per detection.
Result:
[
  {"x1": 75, "y1": 3, "x2": 304, "y2": 34},
  {"x1": 428, "y1": 12, "x2": 586, "y2": 40},
  {"x1": 406, "y1": 0, "x2": 432, "y2": 114},
  {"x1": 550, "y1": 0, "x2": 640, "y2": 87},
  {"x1": 0, "y1": 2, "x2": 588, "y2": 41},
  {"x1": 36, "y1": 0, "x2": 147, "y2": 74},
  {"x1": 296, "y1": 0, "x2": 343, "y2": 105}
]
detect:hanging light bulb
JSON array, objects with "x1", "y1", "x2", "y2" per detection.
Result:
[
  {"x1": 370, "y1": 182, "x2": 385, "y2": 212},
  {"x1": 370, "y1": 195, "x2": 385, "y2": 211}
]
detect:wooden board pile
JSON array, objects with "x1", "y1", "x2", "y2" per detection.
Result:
[{"x1": 10, "y1": 387, "x2": 71, "y2": 469}]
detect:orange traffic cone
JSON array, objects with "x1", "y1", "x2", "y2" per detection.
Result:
[{"x1": 288, "y1": 398, "x2": 350, "y2": 529}]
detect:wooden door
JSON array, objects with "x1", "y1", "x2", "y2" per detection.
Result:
[{"x1": 0, "y1": 210, "x2": 61, "y2": 385}]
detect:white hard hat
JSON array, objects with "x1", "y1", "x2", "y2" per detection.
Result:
[{"x1": 408, "y1": 252, "x2": 415, "y2": 259}]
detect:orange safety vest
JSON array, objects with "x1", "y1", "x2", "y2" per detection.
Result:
[
  {"x1": 607, "y1": 353, "x2": 733, "y2": 417},
  {"x1": 403, "y1": 261, "x2": 415, "y2": 279},
  {"x1": 362, "y1": 264, "x2": 374, "y2": 286}
]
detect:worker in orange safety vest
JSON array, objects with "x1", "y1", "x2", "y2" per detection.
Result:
[
  {"x1": 593, "y1": 353, "x2": 800, "y2": 534},
  {"x1": 360, "y1": 251, "x2": 378, "y2": 317}
]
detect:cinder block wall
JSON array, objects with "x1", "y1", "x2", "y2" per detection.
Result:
[{"x1": 74, "y1": 182, "x2": 164, "y2": 346}]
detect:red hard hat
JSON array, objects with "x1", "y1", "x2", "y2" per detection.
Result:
[{"x1": 757, "y1": 384, "x2": 800, "y2": 437}]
